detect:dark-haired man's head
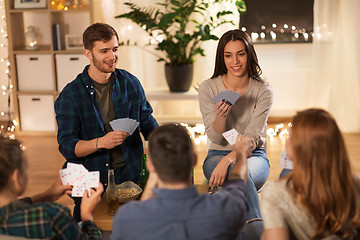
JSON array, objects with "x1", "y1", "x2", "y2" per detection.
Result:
[
  {"x1": 148, "y1": 124, "x2": 195, "y2": 184},
  {"x1": 83, "y1": 22, "x2": 119, "y2": 50}
]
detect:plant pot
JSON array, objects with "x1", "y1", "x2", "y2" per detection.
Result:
[{"x1": 165, "y1": 64, "x2": 193, "y2": 92}]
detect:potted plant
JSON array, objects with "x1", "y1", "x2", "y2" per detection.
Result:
[{"x1": 115, "y1": 0, "x2": 246, "y2": 92}]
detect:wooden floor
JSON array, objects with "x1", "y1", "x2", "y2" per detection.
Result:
[{"x1": 17, "y1": 131, "x2": 360, "y2": 211}]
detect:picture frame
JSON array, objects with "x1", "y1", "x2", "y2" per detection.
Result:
[
  {"x1": 65, "y1": 34, "x2": 84, "y2": 50},
  {"x1": 14, "y1": 0, "x2": 47, "y2": 9}
]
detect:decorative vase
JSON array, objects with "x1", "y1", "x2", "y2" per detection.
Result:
[
  {"x1": 24, "y1": 26, "x2": 39, "y2": 50},
  {"x1": 165, "y1": 64, "x2": 193, "y2": 92}
]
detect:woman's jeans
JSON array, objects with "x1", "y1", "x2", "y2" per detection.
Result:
[{"x1": 203, "y1": 148, "x2": 270, "y2": 220}]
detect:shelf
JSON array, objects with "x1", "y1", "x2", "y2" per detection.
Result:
[
  {"x1": 13, "y1": 45, "x2": 52, "y2": 53},
  {"x1": 16, "y1": 91, "x2": 57, "y2": 95},
  {"x1": 49, "y1": 8, "x2": 90, "y2": 13},
  {"x1": 146, "y1": 88, "x2": 198, "y2": 100},
  {"x1": 9, "y1": 9, "x2": 48, "y2": 13},
  {"x1": 5, "y1": 0, "x2": 93, "y2": 133}
]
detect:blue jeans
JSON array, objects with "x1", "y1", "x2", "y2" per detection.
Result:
[{"x1": 203, "y1": 148, "x2": 270, "y2": 240}]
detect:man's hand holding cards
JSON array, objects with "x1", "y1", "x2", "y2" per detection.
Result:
[
  {"x1": 59, "y1": 163, "x2": 100, "y2": 197},
  {"x1": 109, "y1": 118, "x2": 139, "y2": 135}
]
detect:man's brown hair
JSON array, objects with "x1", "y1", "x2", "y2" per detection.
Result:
[
  {"x1": 148, "y1": 124, "x2": 194, "y2": 183},
  {"x1": 83, "y1": 22, "x2": 119, "y2": 50}
]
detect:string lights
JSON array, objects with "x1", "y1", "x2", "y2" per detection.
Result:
[
  {"x1": 181, "y1": 123, "x2": 207, "y2": 145},
  {"x1": 267, "y1": 122, "x2": 292, "y2": 142},
  {"x1": 181, "y1": 121, "x2": 291, "y2": 146},
  {"x1": 0, "y1": 0, "x2": 16, "y2": 138},
  {"x1": 243, "y1": 23, "x2": 313, "y2": 43}
]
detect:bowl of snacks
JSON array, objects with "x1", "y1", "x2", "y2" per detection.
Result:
[{"x1": 116, "y1": 181, "x2": 143, "y2": 204}]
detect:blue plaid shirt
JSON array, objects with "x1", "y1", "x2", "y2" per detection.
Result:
[
  {"x1": 0, "y1": 198, "x2": 101, "y2": 239},
  {"x1": 54, "y1": 66, "x2": 158, "y2": 185}
]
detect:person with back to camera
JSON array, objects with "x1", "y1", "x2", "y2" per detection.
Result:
[
  {"x1": 111, "y1": 123, "x2": 252, "y2": 240},
  {"x1": 198, "y1": 29, "x2": 273, "y2": 239},
  {"x1": 261, "y1": 108, "x2": 360, "y2": 240},
  {"x1": 54, "y1": 22, "x2": 158, "y2": 222},
  {"x1": 0, "y1": 134, "x2": 104, "y2": 239}
]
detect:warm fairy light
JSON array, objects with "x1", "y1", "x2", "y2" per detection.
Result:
[
  {"x1": 251, "y1": 32, "x2": 259, "y2": 41},
  {"x1": 260, "y1": 32, "x2": 265, "y2": 39},
  {"x1": 267, "y1": 122, "x2": 291, "y2": 142},
  {"x1": 304, "y1": 32, "x2": 309, "y2": 41},
  {"x1": 0, "y1": 0, "x2": 16, "y2": 136},
  {"x1": 180, "y1": 123, "x2": 207, "y2": 145},
  {"x1": 270, "y1": 31, "x2": 276, "y2": 40}
]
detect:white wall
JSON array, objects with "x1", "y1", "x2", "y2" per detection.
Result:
[{"x1": 256, "y1": 43, "x2": 313, "y2": 117}]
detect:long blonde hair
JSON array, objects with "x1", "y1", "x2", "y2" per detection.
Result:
[{"x1": 287, "y1": 108, "x2": 360, "y2": 239}]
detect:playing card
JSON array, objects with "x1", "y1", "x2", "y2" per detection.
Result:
[
  {"x1": 86, "y1": 171, "x2": 100, "y2": 188},
  {"x1": 222, "y1": 128, "x2": 239, "y2": 145},
  {"x1": 213, "y1": 91, "x2": 226, "y2": 104},
  {"x1": 279, "y1": 150, "x2": 293, "y2": 169},
  {"x1": 226, "y1": 91, "x2": 241, "y2": 105},
  {"x1": 110, "y1": 118, "x2": 139, "y2": 135},
  {"x1": 72, "y1": 180, "x2": 88, "y2": 197},
  {"x1": 128, "y1": 121, "x2": 139, "y2": 135},
  {"x1": 213, "y1": 91, "x2": 241, "y2": 105},
  {"x1": 59, "y1": 168, "x2": 74, "y2": 185},
  {"x1": 59, "y1": 163, "x2": 100, "y2": 197}
]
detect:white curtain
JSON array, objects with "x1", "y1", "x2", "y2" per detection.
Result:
[{"x1": 311, "y1": 0, "x2": 360, "y2": 132}]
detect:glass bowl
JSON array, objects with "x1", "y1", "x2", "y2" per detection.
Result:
[{"x1": 116, "y1": 181, "x2": 143, "y2": 204}]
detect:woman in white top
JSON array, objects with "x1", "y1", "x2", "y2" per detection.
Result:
[{"x1": 261, "y1": 108, "x2": 360, "y2": 240}]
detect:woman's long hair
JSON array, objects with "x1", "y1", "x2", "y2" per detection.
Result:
[
  {"x1": 211, "y1": 29, "x2": 263, "y2": 82},
  {"x1": 287, "y1": 108, "x2": 360, "y2": 239}
]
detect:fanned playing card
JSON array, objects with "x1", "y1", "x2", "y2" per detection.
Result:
[
  {"x1": 109, "y1": 118, "x2": 139, "y2": 135},
  {"x1": 213, "y1": 91, "x2": 241, "y2": 105},
  {"x1": 222, "y1": 128, "x2": 239, "y2": 145},
  {"x1": 279, "y1": 150, "x2": 293, "y2": 169},
  {"x1": 59, "y1": 163, "x2": 100, "y2": 197}
]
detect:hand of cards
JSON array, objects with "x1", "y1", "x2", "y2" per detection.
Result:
[
  {"x1": 109, "y1": 118, "x2": 139, "y2": 135},
  {"x1": 213, "y1": 91, "x2": 241, "y2": 105},
  {"x1": 59, "y1": 163, "x2": 100, "y2": 197}
]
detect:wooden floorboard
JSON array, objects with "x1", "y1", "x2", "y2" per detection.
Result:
[{"x1": 17, "y1": 131, "x2": 360, "y2": 211}]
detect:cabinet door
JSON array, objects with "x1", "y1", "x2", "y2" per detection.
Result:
[
  {"x1": 18, "y1": 95, "x2": 56, "y2": 132},
  {"x1": 16, "y1": 54, "x2": 54, "y2": 91},
  {"x1": 56, "y1": 54, "x2": 89, "y2": 92}
]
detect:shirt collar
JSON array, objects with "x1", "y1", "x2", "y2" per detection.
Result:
[
  {"x1": 152, "y1": 186, "x2": 198, "y2": 200},
  {"x1": 0, "y1": 197, "x2": 31, "y2": 215},
  {"x1": 81, "y1": 65, "x2": 119, "y2": 97}
]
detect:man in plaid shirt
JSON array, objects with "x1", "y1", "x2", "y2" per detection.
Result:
[
  {"x1": 54, "y1": 23, "x2": 158, "y2": 221},
  {"x1": 0, "y1": 135, "x2": 103, "y2": 239}
]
